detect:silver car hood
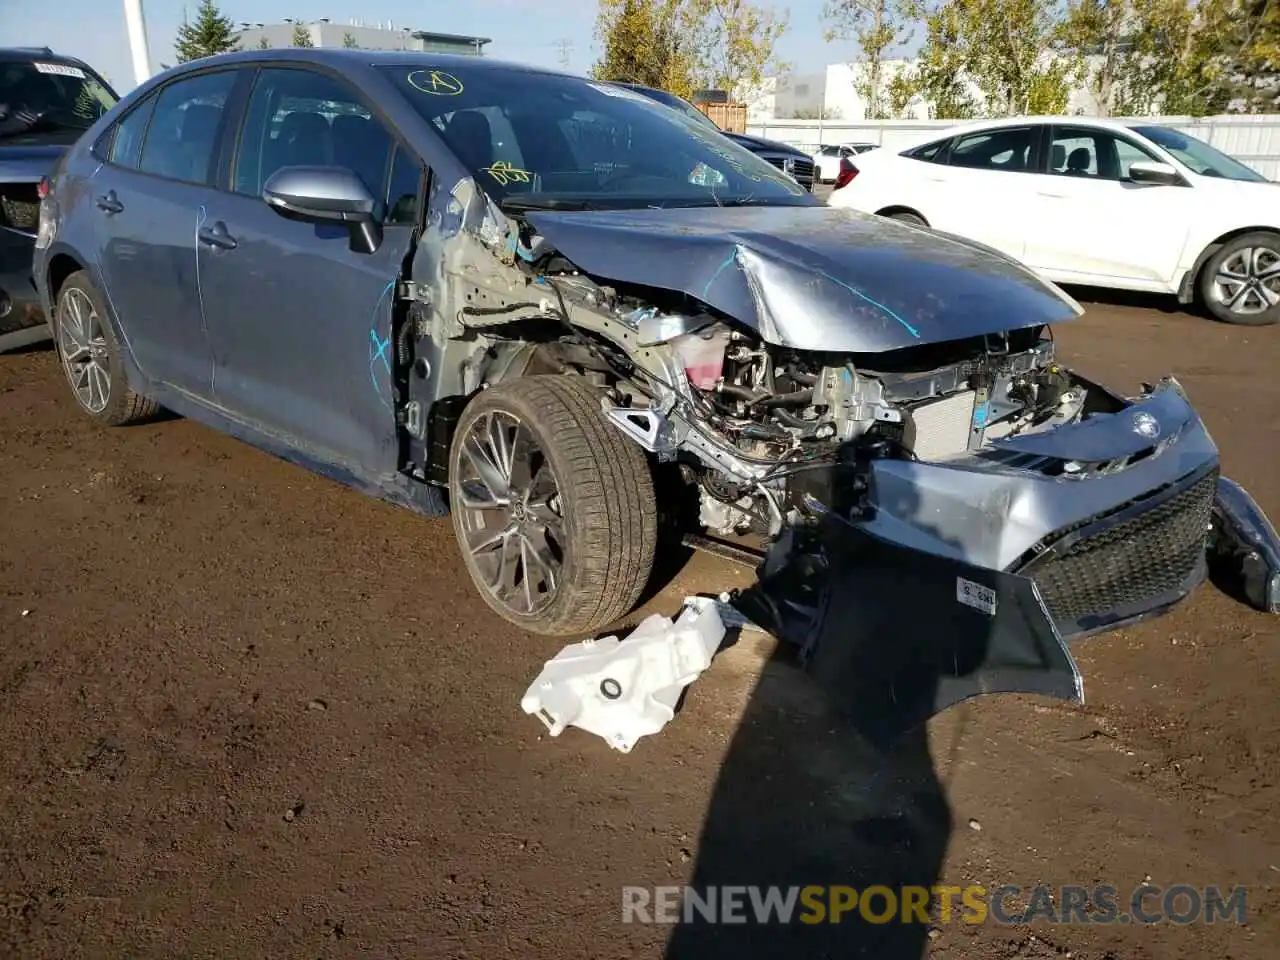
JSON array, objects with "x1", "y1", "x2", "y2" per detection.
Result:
[{"x1": 526, "y1": 205, "x2": 1082, "y2": 353}]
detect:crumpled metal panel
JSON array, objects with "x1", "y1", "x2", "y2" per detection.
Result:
[
  {"x1": 989, "y1": 381, "x2": 1197, "y2": 462},
  {"x1": 526, "y1": 205, "x2": 1082, "y2": 353}
]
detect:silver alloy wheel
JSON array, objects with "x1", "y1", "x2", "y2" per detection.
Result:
[
  {"x1": 455, "y1": 409, "x2": 565, "y2": 617},
  {"x1": 1210, "y1": 245, "x2": 1280, "y2": 316},
  {"x1": 57, "y1": 287, "x2": 111, "y2": 414}
]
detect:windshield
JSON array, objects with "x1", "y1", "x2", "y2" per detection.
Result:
[
  {"x1": 621, "y1": 84, "x2": 721, "y2": 131},
  {"x1": 0, "y1": 59, "x2": 117, "y2": 139},
  {"x1": 382, "y1": 65, "x2": 813, "y2": 210},
  {"x1": 1133, "y1": 125, "x2": 1268, "y2": 182}
]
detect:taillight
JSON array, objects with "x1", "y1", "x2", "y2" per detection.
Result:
[
  {"x1": 833, "y1": 158, "x2": 858, "y2": 190},
  {"x1": 36, "y1": 177, "x2": 49, "y2": 200}
]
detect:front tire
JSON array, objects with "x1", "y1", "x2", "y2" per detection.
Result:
[
  {"x1": 1199, "y1": 232, "x2": 1280, "y2": 325},
  {"x1": 53, "y1": 271, "x2": 159, "y2": 425},
  {"x1": 448, "y1": 374, "x2": 658, "y2": 637}
]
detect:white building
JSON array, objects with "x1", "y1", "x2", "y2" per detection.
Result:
[
  {"x1": 746, "y1": 53, "x2": 1120, "y2": 122},
  {"x1": 232, "y1": 19, "x2": 490, "y2": 56}
]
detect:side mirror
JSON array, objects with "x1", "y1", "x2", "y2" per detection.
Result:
[
  {"x1": 263, "y1": 165, "x2": 383, "y2": 254},
  {"x1": 1127, "y1": 160, "x2": 1183, "y2": 186}
]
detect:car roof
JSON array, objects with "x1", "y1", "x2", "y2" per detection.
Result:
[
  {"x1": 160, "y1": 48, "x2": 574, "y2": 80},
  {"x1": 0, "y1": 47, "x2": 90, "y2": 66},
  {"x1": 918, "y1": 115, "x2": 1160, "y2": 142}
]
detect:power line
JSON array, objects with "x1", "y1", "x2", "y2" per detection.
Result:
[{"x1": 550, "y1": 38, "x2": 573, "y2": 70}]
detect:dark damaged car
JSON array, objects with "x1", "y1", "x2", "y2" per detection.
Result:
[
  {"x1": 33, "y1": 52, "x2": 1280, "y2": 744},
  {"x1": 1, "y1": 47, "x2": 117, "y2": 350}
]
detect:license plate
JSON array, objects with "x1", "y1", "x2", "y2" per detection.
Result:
[{"x1": 956, "y1": 576, "x2": 998, "y2": 616}]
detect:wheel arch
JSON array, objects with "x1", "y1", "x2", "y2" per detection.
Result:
[
  {"x1": 44, "y1": 250, "x2": 87, "y2": 308},
  {"x1": 1178, "y1": 225, "x2": 1280, "y2": 304},
  {"x1": 875, "y1": 205, "x2": 930, "y2": 225}
]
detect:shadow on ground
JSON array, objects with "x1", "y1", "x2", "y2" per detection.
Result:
[
  {"x1": 662, "y1": 642, "x2": 951, "y2": 959},
  {"x1": 1059, "y1": 284, "x2": 1189, "y2": 316}
]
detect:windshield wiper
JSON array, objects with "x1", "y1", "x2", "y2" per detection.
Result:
[{"x1": 499, "y1": 196, "x2": 597, "y2": 213}]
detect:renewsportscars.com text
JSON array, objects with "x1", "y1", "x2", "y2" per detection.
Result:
[{"x1": 621, "y1": 883, "x2": 1247, "y2": 926}]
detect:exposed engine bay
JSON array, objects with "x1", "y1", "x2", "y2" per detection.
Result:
[
  {"x1": 623, "y1": 317, "x2": 1089, "y2": 537},
  {"x1": 481, "y1": 268, "x2": 1102, "y2": 542}
]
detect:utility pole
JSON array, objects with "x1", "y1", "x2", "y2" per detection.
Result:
[
  {"x1": 551, "y1": 38, "x2": 573, "y2": 70},
  {"x1": 123, "y1": 0, "x2": 152, "y2": 86}
]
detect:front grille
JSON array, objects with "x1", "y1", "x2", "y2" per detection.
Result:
[
  {"x1": 1020, "y1": 468, "x2": 1218, "y2": 635},
  {"x1": 0, "y1": 184, "x2": 40, "y2": 232},
  {"x1": 765, "y1": 156, "x2": 815, "y2": 188}
]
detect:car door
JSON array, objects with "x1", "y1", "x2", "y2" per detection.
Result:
[
  {"x1": 197, "y1": 65, "x2": 423, "y2": 471},
  {"x1": 1021, "y1": 125, "x2": 1193, "y2": 285},
  {"x1": 922, "y1": 125, "x2": 1042, "y2": 261},
  {"x1": 89, "y1": 69, "x2": 239, "y2": 396}
]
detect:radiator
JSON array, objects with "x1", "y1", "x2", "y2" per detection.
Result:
[{"x1": 904, "y1": 390, "x2": 977, "y2": 461}]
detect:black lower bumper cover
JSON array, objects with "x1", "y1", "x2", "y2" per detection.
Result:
[
  {"x1": 731, "y1": 475, "x2": 1280, "y2": 749},
  {"x1": 733, "y1": 522, "x2": 1082, "y2": 750}
]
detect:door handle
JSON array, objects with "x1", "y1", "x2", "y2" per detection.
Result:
[
  {"x1": 197, "y1": 221, "x2": 237, "y2": 250},
  {"x1": 1037, "y1": 190, "x2": 1068, "y2": 198},
  {"x1": 95, "y1": 191, "x2": 123, "y2": 214}
]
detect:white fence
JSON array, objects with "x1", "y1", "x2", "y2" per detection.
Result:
[{"x1": 745, "y1": 115, "x2": 1280, "y2": 180}]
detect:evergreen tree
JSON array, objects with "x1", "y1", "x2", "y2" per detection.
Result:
[
  {"x1": 293, "y1": 25, "x2": 315, "y2": 47},
  {"x1": 343, "y1": 32, "x2": 360, "y2": 48},
  {"x1": 173, "y1": 0, "x2": 241, "y2": 63}
]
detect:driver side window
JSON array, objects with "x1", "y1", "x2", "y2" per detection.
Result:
[{"x1": 233, "y1": 67, "x2": 394, "y2": 211}]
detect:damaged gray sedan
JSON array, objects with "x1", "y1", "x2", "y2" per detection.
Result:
[{"x1": 35, "y1": 51, "x2": 1280, "y2": 742}]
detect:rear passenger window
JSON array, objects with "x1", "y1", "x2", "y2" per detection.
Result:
[
  {"x1": 234, "y1": 67, "x2": 393, "y2": 206},
  {"x1": 949, "y1": 128, "x2": 1034, "y2": 172},
  {"x1": 107, "y1": 94, "x2": 158, "y2": 169},
  {"x1": 904, "y1": 139, "x2": 948, "y2": 163},
  {"x1": 137, "y1": 71, "x2": 237, "y2": 185}
]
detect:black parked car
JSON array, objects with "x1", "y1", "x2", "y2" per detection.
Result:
[
  {"x1": 0, "y1": 47, "x2": 118, "y2": 351},
  {"x1": 607, "y1": 81, "x2": 816, "y2": 192}
]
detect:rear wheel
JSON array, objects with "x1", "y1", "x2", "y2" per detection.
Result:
[
  {"x1": 53, "y1": 271, "x2": 159, "y2": 425},
  {"x1": 1199, "y1": 232, "x2": 1280, "y2": 325},
  {"x1": 448, "y1": 374, "x2": 658, "y2": 637}
]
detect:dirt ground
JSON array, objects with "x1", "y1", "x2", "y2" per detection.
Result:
[{"x1": 2, "y1": 293, "x2": 1279, "y2": 960}]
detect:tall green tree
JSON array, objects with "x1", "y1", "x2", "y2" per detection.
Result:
[
  {"x1": 343, "y1": 32, "x2": 360, "y2": 49},
  {"x1": 1215, "y1": 0, "x2": 1280, "y2": 111},
  {"x1": 1118, "y1": 0, "x2": 1231, "y2": 115},
  {"x1": 1054, "y1": 0, "x2": 1140, "y2": 116},
  {"x1": 592, "y1": 0, "x2": 696, "y2": 95},
  {"x1": 956, "y1": 0, "x2": 1072, "y2": 114},
  {"x1": 823, "y1": 0, "x2": 915, "y2": 118},
  {"x1": 592, "y1": 0, "x2": 788, "y2": 97},
  {"x1": 173, "y1": 0, "x2": 240, "y2": 63},
  {"x1": 891, "y1": 0, "x2": 979, "y2": 118},
  {"x1": 292, "y1": 25, "x2": 315, "y2": 48},
  {"x1": 685, "y1": 0, "x2": 790, "y2": 93}
]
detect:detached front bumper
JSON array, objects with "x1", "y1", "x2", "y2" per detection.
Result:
[{"x1": 735, "y1": 379, "x2": 1280, "y2": 746}]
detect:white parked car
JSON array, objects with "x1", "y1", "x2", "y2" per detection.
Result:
[
  {"x1": 827, "y1": 117, "x2": 1280, "y2": 325},
  {"x1": 814, "y1": 142, "x2": 877, "y2": 183}
]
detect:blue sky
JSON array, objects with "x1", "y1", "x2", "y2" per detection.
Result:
[{"x1": 5, "y1": 0, "x2": 858, "y2": 93}]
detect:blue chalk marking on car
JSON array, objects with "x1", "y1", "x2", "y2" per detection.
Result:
[
  {"x1": 701, "y1": 250, "x2": 739, "y2": 298},
  {"x1": 816, "y1": 268, "x2": 921, "y2": 339}
]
